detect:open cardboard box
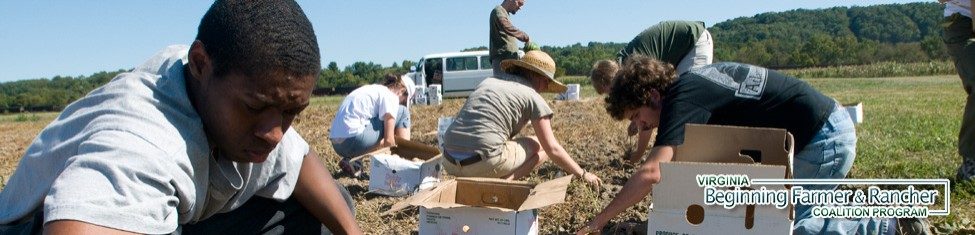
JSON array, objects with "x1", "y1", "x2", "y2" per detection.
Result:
[
  {"x1": 358, "y1": 137, "x2": 443, "y2": 196},
  {"x1": 384, "y1": 176, "x2": 572, "y2": 235},
  {"x1": 648, "y1": 124, "x2": 795, "y2": 235}
]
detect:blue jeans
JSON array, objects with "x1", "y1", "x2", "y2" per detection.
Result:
[
  {"x1": 331, "y1": 105, "x2": 410, "y2": 159},
  {"x1": 792, "y1": 104, "x2": 894, "y2": 235}
]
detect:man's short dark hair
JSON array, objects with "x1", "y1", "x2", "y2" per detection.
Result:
[{"x1": 196, "y1": 0, "x2": 321, "y2": 77}]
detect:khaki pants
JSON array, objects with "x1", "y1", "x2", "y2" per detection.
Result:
[
  {"x1": 944, "y1": 13, "x2": 975, "y2": 163},
  {"x1": 443, "y1": 137, "x2": 537, "y2": 178}
]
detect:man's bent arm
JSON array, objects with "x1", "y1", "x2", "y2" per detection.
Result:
[
  {"x1": 498, "y1": 16, "x2": 529, "y2": 42},
  {"x1": 293, "y1": 151, "x2": 362, "y2": 234}
]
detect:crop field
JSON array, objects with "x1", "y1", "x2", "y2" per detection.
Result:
[{"x1": 1, "y1": 75, "x2": 973, "y2": 234}]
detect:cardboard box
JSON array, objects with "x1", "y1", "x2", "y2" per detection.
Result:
[
  {"x1": 362, "y1": 138, "x2": 443, "y2": 196},
  {"x1": 556, "y1": 84, "x2": 580, "y2": 101},
  {"x1": 844, "y1": 102, "x2": 864, "y2": 124},
  {"x1": 385, "y1": 176, "x2": 572, "y2": 235},
  {"x1": 647, "y1": 124, "x2": 794, "y2": 235},
  {"x1": 428, "y1": 84, "x2": 442, "y2": 105}
]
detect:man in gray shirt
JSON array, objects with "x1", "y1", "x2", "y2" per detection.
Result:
[{"x1": 0, "y1": 1, "x2": 360, "y2": 234}]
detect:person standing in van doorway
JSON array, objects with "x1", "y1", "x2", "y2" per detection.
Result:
[
  {"x1": 589, "y1": 20, "x2": 713, "y2": 163},
  {"x1": 330, "y1": 74, "x2": 415, "y2": 177},
  {"x1": 441, "y1": 51, "x2": 601, "y2": 186},
  {"x1": 490, "y1": 0, "x2": 530, "y2": 76},
  {"x1": 941, "y1": 0, "x2": 975, "y2": 183}
]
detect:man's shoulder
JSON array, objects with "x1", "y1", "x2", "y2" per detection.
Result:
[
  {"x1": 48, "y1": 46, "x2": 203, "y2": 154},
  {"x1": 491, "y1": 5, "x2": 507, "y2": 17}
]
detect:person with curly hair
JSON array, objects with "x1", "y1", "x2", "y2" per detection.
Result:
[{"x1": 577, "y1": 55, "x2": 915, "y2": 234}]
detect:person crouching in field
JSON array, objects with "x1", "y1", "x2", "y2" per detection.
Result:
[
  {"x1": 440, "y1": 51, "x2": 601, "y2": 185},
  {"x1": 329, "y1": 74, "x2": 415, "y2": 177},
  {"x1": 0, "y1": 0, "x2": 362, "y2": 234},
  {"x1": 589, "y1": 20, "x2": 714, "y2": 161},
  {"x1": 576, "y1": 55, "x2": 929, "y2": 234}
]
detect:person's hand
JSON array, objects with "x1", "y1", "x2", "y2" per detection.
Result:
[
  {"x1": 580, "y1": 171, "x2": 602, "y2": 187},
  {"x1": 627, "y1": 121, "x2": 639, "y2": 136},
  {"x1": 626, "y1": 152, "x2": 643, "y2": 163},
  {"x1": 380, "y1": 137, "x2": 397, "y2": 148},
  {"x1": 575, "y1": 220, "x2": 603, "y2": 235}
]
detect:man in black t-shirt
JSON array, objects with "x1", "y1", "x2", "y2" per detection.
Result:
[{"x1": 576, "y1": 56, "x2": 896, "y2": 234}]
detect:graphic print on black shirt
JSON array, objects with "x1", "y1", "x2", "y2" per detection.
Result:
[{"x1": 654, "y1": 62, "x2": 836, "y2": 150}]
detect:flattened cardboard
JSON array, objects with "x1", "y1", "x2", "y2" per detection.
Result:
[
  {"x1": 517, "y1": 175, "x2": 572, "y2": 211},
  {"x1": 648, "y1": 124, "x2": 795, "y2": 235}
]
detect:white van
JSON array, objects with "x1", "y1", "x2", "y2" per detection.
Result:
[{"x1": 406, "y1": 50, "x2": 521, "y2": 98}]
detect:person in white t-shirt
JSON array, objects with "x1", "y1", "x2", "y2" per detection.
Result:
[
  {"x1": 0, "y1": 0, "x2": 362, "y2": 234},
  {"x1": 329, "y1": 74, "x2": 415, "y2": 176}
]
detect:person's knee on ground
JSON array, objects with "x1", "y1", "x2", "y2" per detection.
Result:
[{"x1": 394, "y1": 105, "x2": 412, "y2": 140}]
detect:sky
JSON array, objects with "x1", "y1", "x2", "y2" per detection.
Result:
[{"x1": 0, "y1": 0, "x2": 928, "y2": 82}]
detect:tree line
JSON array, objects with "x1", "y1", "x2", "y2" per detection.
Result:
[{"x1": 0, "y1": 2, "x2": 953, "y2": 112}]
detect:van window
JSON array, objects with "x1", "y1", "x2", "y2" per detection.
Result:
[
  {"x1": 424, "y1": 58, "x2": 443, "y2": 85},
  {"x1": 480, "y1": 55, "x2": 492, "y2": 70},
  {"x1": 446, "y1": 56, "x2": 478, "y2": 71}
]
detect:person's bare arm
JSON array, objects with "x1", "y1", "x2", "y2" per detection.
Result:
[
  {"x1": 381, "y1": 113, "x2": 397, "y2": 147},
  {"x1": 629, "y1": 128, "x2": 653, "y2": 163},
  {"x1": 44, "y1": 220, "x2": 136, "y2": 235},
  {"x1": 498, "y1": 16, "x2": 529, "y2": 42},
  {"x1": 577, "y1": 146, "x2": 675, "y2": 234},
  {"x1": 293, "y1": 151, "x2": 363, "y2": 234},
  {"x1": 533, "y1": 117, "x2": 601, "y2": 185}
]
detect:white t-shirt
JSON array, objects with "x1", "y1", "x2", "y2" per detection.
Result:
[
  {"x1": 0, "y1": 45, "x2": 309, "y2": 234},
  {"x1": 329, "y1": 84, "x2": 400, "y2": 138},
  {"x1": 945, "y1": 0, "x2": 972, "y2": 18}
]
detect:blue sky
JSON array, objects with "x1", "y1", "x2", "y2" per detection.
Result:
[{"x1": 0, "y1": 0, "x2": 926, "y2": 82}]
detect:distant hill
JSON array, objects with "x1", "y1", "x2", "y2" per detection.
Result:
[
  {"x1": 546, "y1": 2, "x2": 948, "y2": 74},
  {"x1": 710, "y1": 2, "x2": 946, "y2": 68}
]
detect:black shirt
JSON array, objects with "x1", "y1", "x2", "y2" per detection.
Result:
[{"x1": 655, "y1": 62, "x2": 836, "y2": 149}]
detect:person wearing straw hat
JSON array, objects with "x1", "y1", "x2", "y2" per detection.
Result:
[
  {"x1": 441, "y1": 50, "x2": 602, "y2": 185},
  {"x1": 329, "y1": 73, "x2": 415, "y2": 177}
]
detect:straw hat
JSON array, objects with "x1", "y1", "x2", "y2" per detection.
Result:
[{"x1": 500, "y1": 50, "x2": 567, "y2": 93}]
